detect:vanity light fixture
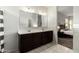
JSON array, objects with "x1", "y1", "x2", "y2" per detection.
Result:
[
  {"x1": 38, "y1": 9, "x2": 47, "y2": 16},
  {"x1": 21, "y1": 7, "x2": 35, "y2": 13},
  {"x1": 21, "y1": 7, "x2": 47, "y2": 15}
]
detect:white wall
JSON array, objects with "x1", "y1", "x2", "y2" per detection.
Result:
[
  {"x1": 57, "y1": 12, "x2": 66, "y2": 25},
  {"x1": 73, "y1": 6, "x2": 79, "y2": 52},
  {"x1": 0, "y1": 6, "x2": 20, "y2": 52},
  {"x1": 47, "y1": 6, "x2": 57, "y2": 44}
]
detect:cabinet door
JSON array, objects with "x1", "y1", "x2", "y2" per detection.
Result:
[
  {"x1": 41, "y1": 31, "x2": 53, "y2": 45},
  {"x1": 19, "y1": 34, "x2": 33, "y2": 53},
  {"x1": 41, "y1": 32, "x2": 49, "y2": 45},
  {"x1": 47, "y1": 31, "x2": 53, "y2": 42},
  {"x1": 31, "y1": 33, "x2": 41, "y2": 48}
]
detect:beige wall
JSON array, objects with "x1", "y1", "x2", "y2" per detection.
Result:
[
  {"x1": 48, "y1": 6, "x2": 57, "y2": 44},
  {"x1": 0, "y1": 6, "x2": 20, "y2": 52},
  {"x1": 73, "y1": 6, "x2": 79, "y2": 52}
]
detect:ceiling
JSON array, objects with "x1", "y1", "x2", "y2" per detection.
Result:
[{"x1": 57, "y1": 6, "x2": 73, "y2": 16}]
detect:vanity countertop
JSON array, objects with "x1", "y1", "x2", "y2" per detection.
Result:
[{"x1": 18, "y1": 29, "x2": 53, "y2": 35}]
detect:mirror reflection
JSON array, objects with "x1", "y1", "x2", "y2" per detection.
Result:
[{"x1": 19, "y1": 9, "x2": 48, "y2": 32}]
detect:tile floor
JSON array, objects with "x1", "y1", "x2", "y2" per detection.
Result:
[{"x1": 28, "y1": 42, "x2": 73, "y2": 53}]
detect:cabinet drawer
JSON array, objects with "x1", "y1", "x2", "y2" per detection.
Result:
[{"x1": 20, "y1": 34, "x2": 33, "y2": 39}]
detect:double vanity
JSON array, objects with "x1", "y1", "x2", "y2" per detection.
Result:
[
  {"x1": 18, "y1": 9, "x2": 53, "y2": 53},
  {"x1": 18, "y1": 30, "x2": 53, "y2": 53}
]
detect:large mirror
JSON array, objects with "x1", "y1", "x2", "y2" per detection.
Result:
[{"x1": 19, "y1": 10, "x2": 48, "y2": 31}]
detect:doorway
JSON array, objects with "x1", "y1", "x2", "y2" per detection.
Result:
[{"x1": 57, "y1": 6, "x2": 73, "y2": 49}]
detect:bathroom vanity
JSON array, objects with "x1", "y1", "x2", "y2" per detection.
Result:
[
  {"x1": 18, "y1": 9, "x2": 52, "y2": 53},
  {"x1": 18, "y1": 31, "x2": 53, "y2": 53}
]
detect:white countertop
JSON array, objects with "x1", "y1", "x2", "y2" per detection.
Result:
[{"x1": 18, "y1": 29, "x2": 53, "y2": 34}]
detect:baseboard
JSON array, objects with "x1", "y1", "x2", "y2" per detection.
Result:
[{"x1": 4, "y1": 49, "x2": 19, "y2": 53}]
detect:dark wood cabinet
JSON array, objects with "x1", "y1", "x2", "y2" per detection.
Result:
[
  {"x1": 42, "y1": 32, "x2": 49, "y2": 45},
  {"x1": 18, "y1": 31, "x2": 53, "y2": 53},
  {"x1": 19, "y1": 34, "x2": 33, "y2": 52},
  {"x1": 31, "y1": 33, "x2": 41, "y2": 49},
  {"x1": 41, "y1": 31, "x2": 53, "y2": 45}
]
